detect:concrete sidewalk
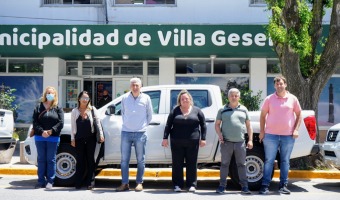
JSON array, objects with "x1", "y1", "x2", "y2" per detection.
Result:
[{"x1": 1, "y1": 143, "x2": 340, "y2": 179}]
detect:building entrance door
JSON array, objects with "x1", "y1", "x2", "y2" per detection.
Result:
[{"x1": 84, "y1": 79, "x2": 112, "y2": 109}]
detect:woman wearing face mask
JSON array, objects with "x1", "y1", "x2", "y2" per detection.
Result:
[
  {"x1": 32, "y1": 86, "x2": 64, "y2": 189},
  {"x1": 71, "y1": 91, "x2": 104, "y2": 190}
]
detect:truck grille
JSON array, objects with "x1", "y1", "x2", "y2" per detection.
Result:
[
  {"x1": 324, "y1": 151, "x2": 336, "y2": 157},
  {"x1": 326, "y1": 130, "x2": 338, "y2": 142}
]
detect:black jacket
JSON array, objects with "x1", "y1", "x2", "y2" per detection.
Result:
[{"x1": 32, "y1": 102, "x2": 64, "y2": 137}]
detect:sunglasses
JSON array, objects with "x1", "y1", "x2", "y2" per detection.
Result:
[{"x1": 80, "y1": 97, "x2": 90, "y2": 101}]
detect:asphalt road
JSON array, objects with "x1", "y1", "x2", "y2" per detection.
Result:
[{"x1": 0, "y1": 175, "x2": 340, "y2": 200}]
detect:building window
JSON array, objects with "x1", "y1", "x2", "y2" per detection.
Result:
[
  {"x1": 267, "y1": 60, "x2": 281, "y2": 74},
  {"x1": 43, "y1": 0, "x2": 103, "y2": 5},
  {"x1": 0, "y1": 59, "x2": 6, "y2": 72},
  {"x1": 114, "y1": 62, "x2": 143, "y2": 75},
  {"x1": 8, "y1": 59, "x2": 43, "y2": 73},
  {"x1": 148, "y1": 62, "x2": 159, "y2": 75},
  {"x1": 249, "y1": 0, "x2": 266, "y2": 6},
  {"x1": 83, "y1": 62, "x2": 112, "y2": 75},
  {"x1": 66, "y1": 62, "x2": 78, "y2": 75},
  {"x1": 176, "y1": 59, "x2": 211, "y2": 74},
  {"x1": 214, "y1": 60, "x2": 249, "y2": 74},
  {"x1": 115, "y1": 0, "x2": 175, "y2": 5}
]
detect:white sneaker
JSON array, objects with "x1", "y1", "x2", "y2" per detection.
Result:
[
  {"x1": 174, "y1": 186, "x2": 181, "y2": 192},
  {"x1": 188, "y1": 186, "x2": 196, "y2": 192},
  {"x1": 45, "y1": 183, "x2": 53, "y2": 189}
]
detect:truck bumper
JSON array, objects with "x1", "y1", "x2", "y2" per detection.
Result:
[
  {"x1": 0, "y1": 138, "x2": 17, "y2": 164},
  {"x1": 321, "y1": 142, "x2": 340, "y2": 167},
  {"x1": 23, "y1": 136, "x2": 37, "y2": 165}
]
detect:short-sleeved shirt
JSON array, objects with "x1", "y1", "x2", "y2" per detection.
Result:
[
  {"x1": 261, "y1": 92, "x2": 301, "y2": 135},
  {"x1": 216, "y1": 104, "x2": 250, "y2": 142}
]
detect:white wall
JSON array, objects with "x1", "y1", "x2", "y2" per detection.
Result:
[
  {"x1": 249, "y1": 58, "x2": 267, "y2": 100},
  {"x1": 43, "y1": 57, "x2": 64, "y2": 89},
  {"x1": 159, "y1": 57, "x2": 175, "y2": 85}
]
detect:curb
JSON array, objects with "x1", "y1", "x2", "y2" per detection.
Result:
[{"x1": 1, "y1": 168, "x2": 340, "y2": 179}]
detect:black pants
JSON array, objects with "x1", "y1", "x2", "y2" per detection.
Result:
[
  {"x1": 75, "y1": 134, "x2": 97, "y2": 187},
  {"x1": 170, "y1": 139, "x2": 199, "y2": 188}
]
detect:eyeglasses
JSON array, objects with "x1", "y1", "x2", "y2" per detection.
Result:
[{"x1": 80, "y1": 97, "x2": 90, "y2": 101}]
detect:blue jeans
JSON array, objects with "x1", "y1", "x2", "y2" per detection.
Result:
[
  {"x1": 35, "y1": 141, "x2": 59, "y2": 185},
  {"x1": 120, "y1": 131, "x2": 147, "y2": 184},
  {"x1": 262, "y1": 133, "x2": 295, "y2": 186}
]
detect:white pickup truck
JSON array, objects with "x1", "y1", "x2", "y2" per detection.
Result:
[
  {"x1": 0, "y1": 109, "x2": 17, "y2": 164},
  {"x1": 24, "y1": 84, "x2": 319, "y2": 190},
  {"x1": 321, "y1": 124, "x2": 340, "y2": 168}
]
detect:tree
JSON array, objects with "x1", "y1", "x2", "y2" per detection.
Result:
[
  {"x1": 0, "y1": 83, "x2": 18, "y2": 113},
  {"x1": 265, "y1": 0, "x2": 339, "y2": 169},
  {"x1": 265, "y1": 0, "x2": 339, "y2": 115}
]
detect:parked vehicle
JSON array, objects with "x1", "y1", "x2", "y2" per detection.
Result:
[
  {"x1": 24, "y1": 84, "x2": 318, "y2": 190},
  {"x1": 321, "y1": 124, "x2": 340, "y2": 169},
  {"x1": 0, "y1": 109, "x2": 17, "y2": 163}
]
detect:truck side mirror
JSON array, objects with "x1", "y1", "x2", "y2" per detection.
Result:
[{"x1": 105, "y1": 105, "x2": 116, "y2": 115}]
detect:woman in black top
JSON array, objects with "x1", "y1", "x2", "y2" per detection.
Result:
[
  {"x1": 70, "y1": 91, "x2": 104, "y2": 190},
  {"x1": 32, "y1": 86, "x2": 64, "y2": 189},
  {"x1": 162, "y1": 89, "x2": 207, "y2": 192}
]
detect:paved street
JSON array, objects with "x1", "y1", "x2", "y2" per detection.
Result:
[{"x1": 0, "y1": 175, "x2": 339, "y2": 200}]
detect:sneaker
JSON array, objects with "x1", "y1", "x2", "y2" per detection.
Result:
[
  {"x1": 135, "y1": 183, "x2": 143, "y2": 192},
  {"x1": 215, "y1": 186, "x2": 225, "y2": 194},
  {"x1": 45, "y1": 183, "x2": 53, "y2": 190},
  {"x1": 34, "y1": 183, "x2": 45, "y2": 189},
  {"x1": 259, "y1": 185, "x2": 269, "y2": 194},
  {"x1": 241, "y1": 186, "x2": 251, "y2": 194},
  {"x1": 116, "y1": 184, "x2": 129, "y2": 192},
  {"x1": 188, "y1": 186, "x2": 196, "y2": 192},
  {"x1": 174, "y1": 186, "x2": 181, "y2": 192},
  {"x1": 278, "y1": 184, "x2": 291, "y2": 194}
]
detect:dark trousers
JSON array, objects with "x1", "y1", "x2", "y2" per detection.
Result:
[
  {"x1": 170, "y1": 139, "x2": 199, "y2": 188},
  {"x1": 75, "y1": 135, "x2": 97, "y2": 187}
]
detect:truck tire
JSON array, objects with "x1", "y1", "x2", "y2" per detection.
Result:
[
  {"x1": 229, "y1": 146, "x2": 273, "y2": 190},
  {"x1": 54, "y1": 143, "x2": 77, "y2": 186}
]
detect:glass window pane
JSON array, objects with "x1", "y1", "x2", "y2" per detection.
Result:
[
  {"x1": 8, "y1": 59, "x2": 43, "y2": 73},
  {"x1": 144, "y1": 91, "x2": 160, "y2": 114},
  {"x1": 176, "y1": 59, "x2": 211, "y2": 74},
  {"x1": 170, "y1": 89, "x2": 211, "y2": 110},
  {"x1": 0, "y1": 59, "x2": 6, "y2": 72},
  {"x1": 267, "y1": 60, "x2": 281, "y2": 73},
  {"x1": 66, "y1": 62, "x2": 78, "y2": 75},
  {"x1": 147, "y1": 0, "x2": 175, "y2": 4},
  {"x1": 115, "y1": 0, "x2": 143, "y2": 4},
  {"x1": 83, "y1": 62, "x2": 112, "y2": 75},
  {"x1": 214, "y1": 60, "x2": 249, "y2": 74},
  {"x1": 114, "y1": 62, "x2": 143, "y2": 75},
  {"x1": 148, "y1": 62, "x2": 159, "y2": 75}
]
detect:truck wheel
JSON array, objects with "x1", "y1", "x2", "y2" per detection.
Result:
[
  {"x1": 229, "y1": 147, "x2": 273, "y2": 190},
  {"x1": 54, "y1": 143, "x2": 77, "y2": 186}
]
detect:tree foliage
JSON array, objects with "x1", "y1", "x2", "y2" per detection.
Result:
[
  {"x1": 265, "y1": 0, "x2": 340, "y2": 114},
  {"x1": 0, "y1": 83, "x2": 18, "y2": 112},
  {"x1": 222, "y1": 80, "x2": 263, "y2": 111}
]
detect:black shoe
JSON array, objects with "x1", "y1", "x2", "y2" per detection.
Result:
[
  {"x1": 259, "y1": 185, "x2": 269, "y2": 194},
  {"x1": 87, "y1": 185, "x2": 94, "y2": 190},
  {"x1": 215, "y1": 185, "x2": 225, "y2": 194},
  {"x1": 34, "y1": 184, "x2": 45, "y2": 189},
  {"x1": 241, "y1": 186, "x2": 251, "y2": 194},
  {"x1": 278, "y1": 184, "x2": 291, "y2": 194},
  {"x1": 75, "y1": 186, "x2": 82, "y2": 190}
]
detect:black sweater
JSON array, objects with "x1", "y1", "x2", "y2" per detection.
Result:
[
  {"x1": 163, "y1": 106, "x2": 207, "y2": 140},
  {"x1": 32, "y1": 102, "x2": 64, "y2": 137}
]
